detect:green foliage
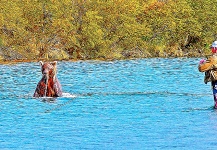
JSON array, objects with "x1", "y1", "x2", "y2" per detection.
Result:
[{"x1": 0, "y1": 0, "x2": 216, "y2": 60}]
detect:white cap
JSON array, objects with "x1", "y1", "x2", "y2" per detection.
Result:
[{"x1": 211, "y1": 41, "x2": 217, "y2": 47}]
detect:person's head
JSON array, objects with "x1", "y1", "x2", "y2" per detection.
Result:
[{"x1": 211, "y1": 41, "x2": 217, "y2": 53}]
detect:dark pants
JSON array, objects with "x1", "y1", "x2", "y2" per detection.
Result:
[{"x1": 212, "y1": 81, "x2": 217, "y2": 108}]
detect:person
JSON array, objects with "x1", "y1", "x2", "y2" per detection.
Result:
[{"x1": 198, "y1": 41, "x2": 217, "y2": 108}]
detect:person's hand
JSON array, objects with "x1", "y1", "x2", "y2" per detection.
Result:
[{"x1": 199, "y1": 59, "x2": 205, "y2": 64}]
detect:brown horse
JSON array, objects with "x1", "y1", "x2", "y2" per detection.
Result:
[{"x1": 33, "y1": 61, "x2": 62, "y2": 97}]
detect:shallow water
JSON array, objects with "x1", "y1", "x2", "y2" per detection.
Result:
[{"x1": 0, "y1": 58, "x2": 216, "y2": 149}]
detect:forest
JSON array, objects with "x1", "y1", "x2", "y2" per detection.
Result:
[{"x1": 0, "y1": 0, "x2": 217, "y2": 61}]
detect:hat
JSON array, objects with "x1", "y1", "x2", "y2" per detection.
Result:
[{"x1": 211, "y1": 41, "x2": 217, "y2": 48}]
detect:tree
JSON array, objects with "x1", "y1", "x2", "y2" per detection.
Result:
[{"x1": 143, "y1": 0, "x2": 201, "y2": 56}]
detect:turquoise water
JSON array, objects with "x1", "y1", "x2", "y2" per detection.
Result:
[{"x1": 0, "y1": 58, "x2": 217, "y2": 149}]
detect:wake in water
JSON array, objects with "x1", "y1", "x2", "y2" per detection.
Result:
[
  {"x1": 14, "y1": 91, "x2": 212, "y2": 100},
  {"x1": 39, "y1": 92, "x2": 77, "y2": 103},
  {"x1": 15, "y1": 92, "x2": 77, "y2": 100},
  {"x1": 62, "y1": 92, "x2": 77, "y2": 98},
  {"x1": 182, "y1": 106, "x2": 216, "y2": 112},
  {"x1": 74, "y1": 91, "x2": 212, "y2": 97},
  {"x1": 33, "y1": 91, "x2": 212, "y2": 113},
  {"x1": 44, "y1": 93, "x2": 76, "y2": 113}
]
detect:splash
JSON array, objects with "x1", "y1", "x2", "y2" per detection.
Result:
[{"x1": 62, "y1": 93, "x2": 77, "y2": 98}]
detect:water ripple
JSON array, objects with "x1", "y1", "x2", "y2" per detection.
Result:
[{"x1": 1, "y1": 58, "x2": 217, "y2": 149}]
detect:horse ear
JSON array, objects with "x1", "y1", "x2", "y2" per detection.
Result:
[{"x1": 39, "y1": 61, "x2": 44, "y2": 66}]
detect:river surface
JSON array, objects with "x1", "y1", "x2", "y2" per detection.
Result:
[{"x1": 0, "y1": 58, "x2": 217, "y2": 149}]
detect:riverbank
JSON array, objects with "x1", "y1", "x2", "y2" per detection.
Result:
[
  {"x1": 0, "y1": 54, "x2": 204, "y2": 65},
  {"x1": 0, "y1": 0, "x2": 214, "y2": 65}
]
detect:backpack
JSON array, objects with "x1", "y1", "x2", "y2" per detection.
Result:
[{"x1": 204, "y1": 64, "x2": 217, "y2": 84}]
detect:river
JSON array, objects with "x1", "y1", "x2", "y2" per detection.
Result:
[{"x1": 0, "y1": 58, "x2": 216, "y2": 149}]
